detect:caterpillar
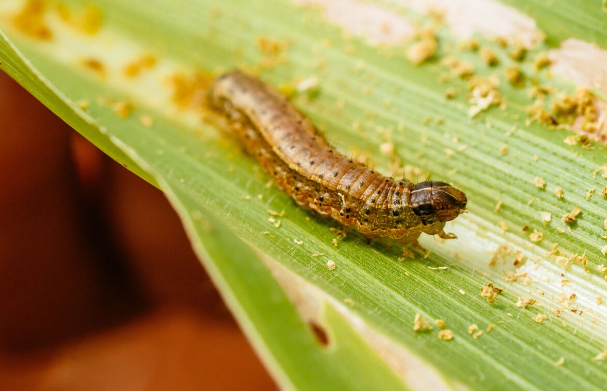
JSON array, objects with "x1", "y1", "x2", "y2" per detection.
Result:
[{"x1": 208, "y1": 71, "x2": 467, "y2": 245}]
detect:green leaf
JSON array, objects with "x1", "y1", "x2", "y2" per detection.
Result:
[
  {"x1": 1, "y1": 0, "x2": 607, "y2": 389},
  {"x1": 497, "y1": 0, "x2": 607, "y2": 47},
  {"x1": 158, "y1": 172, "x2": 409, "y2": 391}
]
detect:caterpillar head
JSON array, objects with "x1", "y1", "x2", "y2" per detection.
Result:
[{"x1": 411, "y1": 181, "x2": 467, "y2": 224}]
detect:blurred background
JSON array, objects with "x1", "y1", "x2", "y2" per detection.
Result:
[{"x1": 0, "y1": 71, "x2": 276, "y2": 390}]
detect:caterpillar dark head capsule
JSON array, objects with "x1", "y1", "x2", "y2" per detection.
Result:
[{"x1": 411, "y1": 181, "x2": 467, "y2": 225}]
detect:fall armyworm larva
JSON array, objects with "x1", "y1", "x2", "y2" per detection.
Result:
[{"x1": 208, "y1": 71, "x2": 467, "y2": 245}]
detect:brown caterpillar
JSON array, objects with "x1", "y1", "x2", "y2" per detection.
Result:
[{"x1": 208, "y1": 71, "x2": 467, "y2": 245}]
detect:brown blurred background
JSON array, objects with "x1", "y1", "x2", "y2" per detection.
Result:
[{"x1": 0, "y1": 71, "x2": 276, "y2": 390}]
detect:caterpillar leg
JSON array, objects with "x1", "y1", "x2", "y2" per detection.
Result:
[
  {"x1": 411, "y1": 241, "x2": 426, "y2": 251},
  {"x1": 398, "y1": 241, "x2": 425, "y2": 259},
  {"x1": 438, "y1": 229, "x2": 457, "y2": 240},
  {"x1": 393, "y1": 232, "x2": 425, "y2": 259}
]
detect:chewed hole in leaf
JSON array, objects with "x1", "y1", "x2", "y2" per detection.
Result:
[{"x1": 309, "y1": 321, "x2": 330, "y2": 347}]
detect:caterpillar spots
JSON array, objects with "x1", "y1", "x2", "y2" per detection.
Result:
[{"x1": 208, "y1": 71, "x2": 467, "y2": 244}]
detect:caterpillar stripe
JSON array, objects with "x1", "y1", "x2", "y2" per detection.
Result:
[{"x1": 208, "y1": 71, "x2": 467, "y2": 245}]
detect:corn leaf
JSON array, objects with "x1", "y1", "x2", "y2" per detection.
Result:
[{"x1": 1, "y1": 0, "x2": 606, "y2": 390}]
